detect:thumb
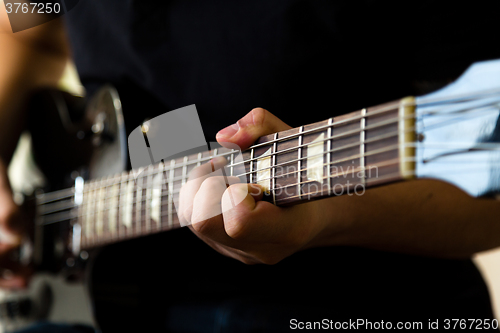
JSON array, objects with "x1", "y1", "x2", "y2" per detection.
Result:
[{"x1": 216, "y1": 108, "x2": 292, "y2": 150}]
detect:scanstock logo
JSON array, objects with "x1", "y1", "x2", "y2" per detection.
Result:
[{"x1": 3, "y1": 0, "x2": 79, "y2": 33}]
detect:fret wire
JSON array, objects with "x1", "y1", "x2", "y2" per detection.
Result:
[
  {"x1": 230, "y1": 151, "x2": 234, "y2": 176},
  {"x1": 124, "y1": 173, "x2": 131, "y2": 236},
  {"x1": 87, "y1": 183, "x2": 95, "y2": 246},
  {"x1": 272, "y1": 132, "x2": 278, "y2": 205},
  {"x1": 111, "y1": 176, "x2": 120, "y2": 240},
  {"x1": 298, "y1": 126, "x2": 304, "y2": 200},
  {"x1": 107, "y1": 178, "x2": 115, "y2": 239},
  {"x1": 104, "y1": 175, "x2": 113, "y2": 237},
  {"x1": 106, "y1": 178, "x2": 112, "y2": 240},
  {"x1": 136, "y1": 171, "x2": 143, "y2": 237},
  {"x1": 102, "y1": 177, "x2": 109, "y2": 240},
  {"x1": 249, "y1": 148, "x2": 254, "y2": 184},
  {"x1": 129, "y1": 173, "x2": 137, "y2": 233},
  {"x1": 96, "y1": 176, "x2": 106, "y2": 242},
  {"x1": 197, "y1": 152, "x2": 202, "y2": 167},
  {"x1": 139, "y1": 171, "x2": 146, "y2": 233},
  {"x1": 146, "y1": 166, "x2": 153, "y2": 233},
  {"x1": 326, "y1": 118, "x2": 333, "y2": 194},
  {"x1": 116, "y1": 174, "x2": 123, "y2": 239},
  {"x1": 168, "y1": 159, "x2": 175, "y2": 227},
  {"x1": 182, "y1": 156, "x2": 188, "y2": 186},
  {"x1": 360, "y1": 108, "x2": 367, "y2": 186},
  {"x1": 92, "y1": 182, "x2": 99, "y2": 246},
  {"x1": 155, "y1": 161, "x2": 165, "y2": 230}
]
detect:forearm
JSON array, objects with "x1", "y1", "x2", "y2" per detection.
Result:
[
  {"x1": 0, "y1": 10, "x2": 69, "y2": 162},
  {"x1": 310, "y1": 179, "x2": 500, "y2": 258}
]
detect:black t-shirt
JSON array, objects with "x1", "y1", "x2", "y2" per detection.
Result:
[{"x1": 62, "y1": 0, "x2": 499, "y2": 329}]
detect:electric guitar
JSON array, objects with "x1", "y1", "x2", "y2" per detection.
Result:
[{"x1": 4, "y1": 58, "x2": 500, "y2": 331}]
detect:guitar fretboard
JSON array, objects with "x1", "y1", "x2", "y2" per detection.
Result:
[{"x1": 35, "y1": 98, "x2": 415, "y2": 250}]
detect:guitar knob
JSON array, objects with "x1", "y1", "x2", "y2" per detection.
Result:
[{"x1": 91, "y1": 113, "x2": 115, "y2": 146}]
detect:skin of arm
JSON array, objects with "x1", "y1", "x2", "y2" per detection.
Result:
[
  {"x1": 179, "y1": 107, "x2": 500, "y2": 265},
  {"x1": 0, "y1": 4, "x2": 69, "y2": 287}
]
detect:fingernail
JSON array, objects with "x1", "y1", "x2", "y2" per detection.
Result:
[{"x1": 216, "y1": 123, "x2": 239, "y2": 139}]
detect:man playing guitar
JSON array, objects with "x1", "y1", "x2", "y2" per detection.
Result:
[{"x1": 1, "y1": 1, "x2": 500, "y2": 331}]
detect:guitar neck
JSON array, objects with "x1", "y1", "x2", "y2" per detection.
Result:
[{"x1": 35, "y1": 97, "x2": 416, "y2": 251}]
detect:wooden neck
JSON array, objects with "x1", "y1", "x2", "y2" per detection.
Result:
[{"x1": 35, "y1": 97, "x2": 415, "y2": 251}]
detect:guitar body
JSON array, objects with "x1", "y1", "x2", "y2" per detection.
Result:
[
  {"x1": 25, "y1": 86, "x2": 134, "y2": 330},
  {"x1": 27, "y1": 86, "x2": 186, "y2": 331}
]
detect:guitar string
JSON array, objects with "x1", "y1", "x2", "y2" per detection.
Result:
[
  {"x1": 33, "y1": 90, "x2": 500, "y2": 238},
  {"x1": 35, "y1": 133, "x2": 500, "y2": 214},
  {"x1": 36, "y1": 151, "x2": 500, "y2": 227},
  {"x1": 35, "y1": 98, "x2": 500, "y2": 214},
  {"x1": 33, "y1": 112, "x2": 421, "y2": 207},
  {"x1": 131, "y1": 98, "x2": 495, "y2": 175},
  {"x1": 36, "y1": 137, "x2": 500, "y2": 218},
  {"x1": 63, "y1": 152, "x2": 500, "y2": 246},
  {"x1": 234, "y1": 141, "x2": 500, "y2": 183},
  {"x1": 36, "y1": 138, "x2": 409, "y2": 215},
  {"x1": 35, "y1": 112, "x2": 403, "y2": 205},
  {"x1": 36, "y1": 103, "x2": 500, "y2": 208},
  {"x1": 35, "y1": 92, "x2": 500, "y2": 205},
  {"x1": 41, "y1": 152, "x2": 500, "y2": 232},
  {"x1": 40, "y1": 161, "x2": 388, "y2": 226},
  {"x1": 37, "y1": 132, "x2": 500, "y2": 215},
  {"x1": 81, "y1": 214, "x2": 185, "y2": 247},
  {"x1": 228, "y1": 101, "x2": 499, "y2": 177},
  {"x1": 415, "y1": 87, "x2": 500, "y2": 108},
  {"x1": 272, "y1": 157, "x2": 500, "y2": 203},
  {"x1": 35, "y1": 105, "x2": 403, "y2": 204}
]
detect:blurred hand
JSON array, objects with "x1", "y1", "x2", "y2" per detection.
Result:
[
  {"x1": 178, "y1": 108, "x2": 325, "y2": 264},
  {"x1": 0, "y1": 159, "x2": 30, "y2": 288}
]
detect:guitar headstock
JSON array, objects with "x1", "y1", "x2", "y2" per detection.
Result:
[{"x1": 415, "y1": 59, "x2": 500, "y2": 198}]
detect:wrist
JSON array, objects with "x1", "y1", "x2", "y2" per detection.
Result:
[{"x1": 301, "y1": 196, "x2": 358, "y2": 250}]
